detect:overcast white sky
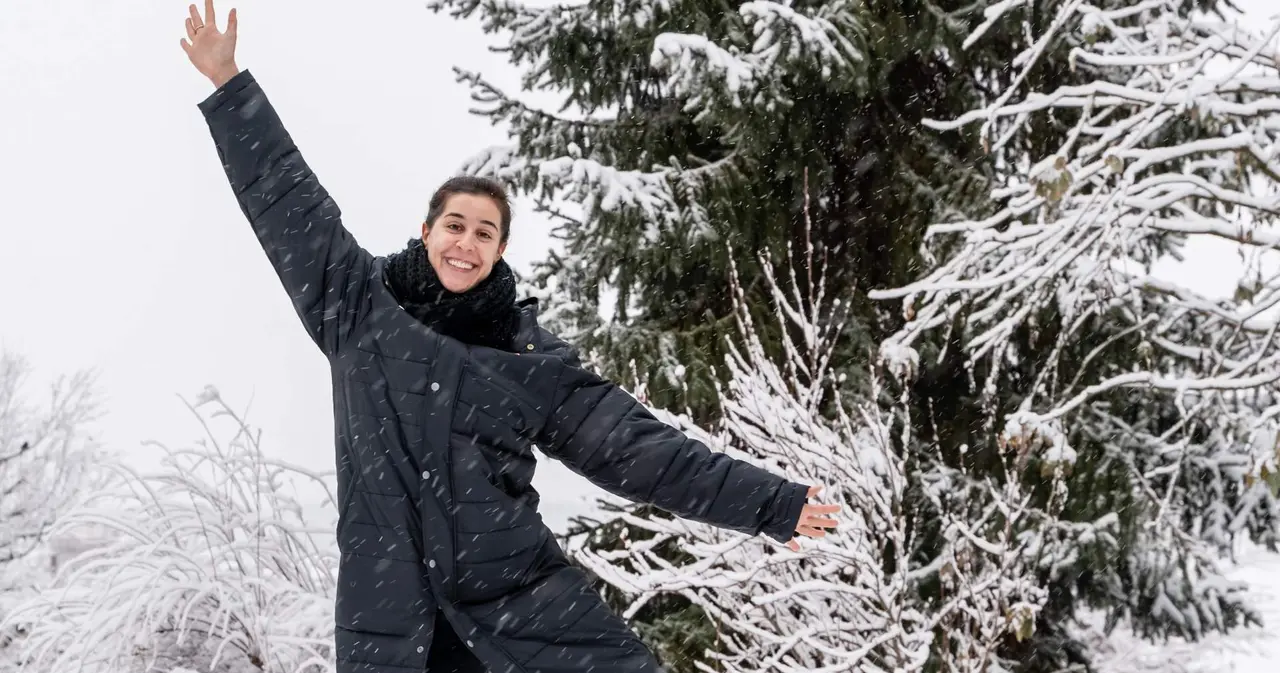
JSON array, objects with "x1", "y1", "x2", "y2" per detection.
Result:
[{"x1": 0, "y1": 0, "x2": 1274, "y2": 533}]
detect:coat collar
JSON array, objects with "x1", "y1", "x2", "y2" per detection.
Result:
[
  {"x1": 513, "y1": 297, "x2": 581, "y2": 365},
  {"x1": 513, "y1": 297, "x2": 544, "y2": 353}
]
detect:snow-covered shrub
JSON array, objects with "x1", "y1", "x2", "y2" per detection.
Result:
[
  {"x1": 2, "y1": 388, "x2": 337, "y2": 673},
  {"x1": 562, "y1": 211, "x2": 1051, "y2": 672},
  {"x1": 0, "y1": 350, "x2": 102, "y2": 567},
  {"x1": 0, "y1": 350, "x2": 104, "y2": 671}
]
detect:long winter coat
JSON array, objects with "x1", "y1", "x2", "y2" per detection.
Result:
[{"x1": 198, "y1": 70, "x2": 810, "y2": 673}]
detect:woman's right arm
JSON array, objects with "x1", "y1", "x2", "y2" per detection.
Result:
[
  {"x1": 184, "y1": 3, "x2": 373, "y2": 356},
  {"x1": 535, "y1": 329, "x2": 810, "y2": 544},
  {"x1": 198, "y1": 70, "x2": 374, "y2": 357}
]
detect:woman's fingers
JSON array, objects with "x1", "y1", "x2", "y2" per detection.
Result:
[
  {"x1": 188, "y1": 4, "x2": 203, "y2": 29},
  {"x1": 185, "y1": 18, "x2": 198, "y2": 41},
  {"x1": 801, "y1": 504, "x2": 839, "y2": 522},
  {"x1": 204, "y1": 0, "x2": 219, "y2": 29},
  {"x1": 787, "y1": 486, "x2": 841, "y2": 549},
  {"x1": 226, "y1": 7, "x2": 237, "y2": 36},
  {"x1": 787, "y1": 523, "x2": 833, "y2": 550}
]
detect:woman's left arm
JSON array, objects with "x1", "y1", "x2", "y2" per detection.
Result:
[{"x1": 537, "y1": 356, "x2": 813, "y2": 544}]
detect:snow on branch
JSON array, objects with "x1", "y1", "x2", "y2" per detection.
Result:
[
  {"x1": 0, "y1": 352, "x2": 104, "y2": 669},
  {"x1": 429, "y1": 0, "x2": 675, "y2": 57},
  {"x1": 460, "y1": 138, "x2": 733, "y2": 246},
  {"x1": 452, "y1": 61, "x2": 738, "y2": 246},
  {"x1": 565, "y1": 191, "x2": 1053, "y2": 671},
  {"x1": 439, "y1": 0, "x2": 787, "y2": 252},
  {"x1": 650, "y1": 0, "x2": 868, "y2": 113},
  {"x1": 452, "y1": 67, "x2": 630, "y2": 161},
  {"x1": 0, "y1": 351, "x2": 101, "y2": 568},
  {"x1": 869, "y1": 0, "x2": 1280, "y2": 641},
  {"x1": 873, "y1": 1, "x2": 1280, "y2": 457},
  {"x1": 2, "y1": 387, "x2": 337, "y2": 673}
]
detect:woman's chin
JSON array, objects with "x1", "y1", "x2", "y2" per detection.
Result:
[{"x1": 440, "y1": 272, "x2": 482, "y2": 293}]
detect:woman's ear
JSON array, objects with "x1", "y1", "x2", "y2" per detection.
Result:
[{"x1": 421, "y1": 219, "x2": 431, "y2": 242}]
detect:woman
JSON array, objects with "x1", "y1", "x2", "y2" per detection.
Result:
[{"x1": 181, "y1": 3, "x2": 840, "y2": 673}]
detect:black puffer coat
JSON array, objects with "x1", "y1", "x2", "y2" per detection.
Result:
[{"x1": 198, "y1": 70, "x2": 809, "y2": 673}]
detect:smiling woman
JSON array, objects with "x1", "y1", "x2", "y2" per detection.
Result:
[
  {"x1": 181, "y1": 3, "x2": 838, "y2": 673},
  {"x1": 421, "y1": 178, "x2": 511, "y2": 293},
  {"x1": 383, "y1": 179, "x2": 525, "y2": 352}
]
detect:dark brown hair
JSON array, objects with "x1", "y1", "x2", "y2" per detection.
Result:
[{"x1": 425, "y1": 176, "x2": 512, "y2": 244}]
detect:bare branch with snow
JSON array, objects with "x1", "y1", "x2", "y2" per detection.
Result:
[
  {"x1": 0, "y1": 351, "x2": 101, "y2": 569},
  {"x1": 2, "y1": 387, "x2": 337, "y2": 673},
  {"x1": 564, "y1": 204, "x2": 1053, "y2": 671}
]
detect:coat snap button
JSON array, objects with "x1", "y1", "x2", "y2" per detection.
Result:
[
  {"x1": 525, "y1": 343, "x2": 534, "y2": 351},
  {"x1": 430, "y1": 382, "x2": 440, "y2": 392},
  {"x1": 416, "y1": 646, "x2": 424, "y2": 653},
  {"x1": 421, "y1": 470, "x2": 430, "y2": 479},
  {"x1": 428, "y1": 559, "x2": 436, "y2": 568}
]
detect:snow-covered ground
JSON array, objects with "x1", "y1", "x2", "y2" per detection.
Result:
[{"x1": 1085, "y1": 543, "x2": 1280, "y2": 673}]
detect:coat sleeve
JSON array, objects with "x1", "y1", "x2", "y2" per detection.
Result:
[
  {"x1": 197, "y1": 69, "x2": 374, "y2": 357},
  {"x1": 536, "y1": 330, "x2": 809, "y2": 544}
]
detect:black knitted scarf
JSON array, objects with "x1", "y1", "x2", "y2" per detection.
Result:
[{"x1": 384, "y1": 238, "x2": 520, "y2": 351}]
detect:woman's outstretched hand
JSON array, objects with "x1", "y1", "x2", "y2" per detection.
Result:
[
  {"x1": 180, "y1": 0, "x2": 240, "y2": 88},
  {"x1": 786, "y1": 485, "x2": 839, "y2": 551}
]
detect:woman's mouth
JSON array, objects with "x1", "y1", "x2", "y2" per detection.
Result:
[{"x1": 445, "y1": 257, "x2": 477, "y2": 271}]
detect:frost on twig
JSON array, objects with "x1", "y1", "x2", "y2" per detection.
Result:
[
  {"x1": 0, "y1": 351, "x2": 101, "y2": 568},
  {"x1": 2, "y1": 389, "x2": 338, "y2": 673},
  {"x1": 871, "y1": 0, "x2": 1279, "y2": 643},
  {"x1": 0, "y1": 351, "x2": 104, "y2": 669}
]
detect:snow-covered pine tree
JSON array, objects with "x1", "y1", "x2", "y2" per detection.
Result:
[
  {"x1": 427, "y1": 0, "x2": 994, "y2": 421},
  {"x1": 870, "y1": 0, "x2": 1280, "y2": 662},
  {"x1": 561, "y1": 210, "x2": 1058, "y2": 672}
]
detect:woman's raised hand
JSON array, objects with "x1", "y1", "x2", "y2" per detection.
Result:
[
  {"x1": 180, "y1": 0, "x2": 240, "y2": 88},
  {"x1": 787, "y1": 485, "x2": 839, "y2": 551}
]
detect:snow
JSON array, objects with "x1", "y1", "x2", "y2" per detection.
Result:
[
  {"x1": 561, "y1": 239, "x2": 1062, "y2": 672},
  {"x1": 877, "y1": 341, "x2": 920, "y2": 383},
  {"x1": 1002, "y1": 412, "x2": 1078, "y2": 469},
  {"x1": 647, "y1": 0, "x2": 866, "y2": 112},
  {"x1": 1088, "y1": 542, "x2": 1280, "y2": 673},
  {"x1": 536, "y1": 155, "x2": 682, "y2": 241},
  {"x1": 2, "y1": 391, "x2": 336, "y2": 673}
]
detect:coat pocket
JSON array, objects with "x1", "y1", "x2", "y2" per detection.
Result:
[
  {"x1": 334, "y1": 626, "x2": 424, "y2": 669},
  {"x1": 335, "y1": 552, "x2": 431, "y2": 636},
  {"x1": 333, "y1": 553, "x2": 433, "y2": 670}
]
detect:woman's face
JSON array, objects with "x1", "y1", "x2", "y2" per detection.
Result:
[{"x1": 422, "y1": 193, "x2": 507, "y2": 293}]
